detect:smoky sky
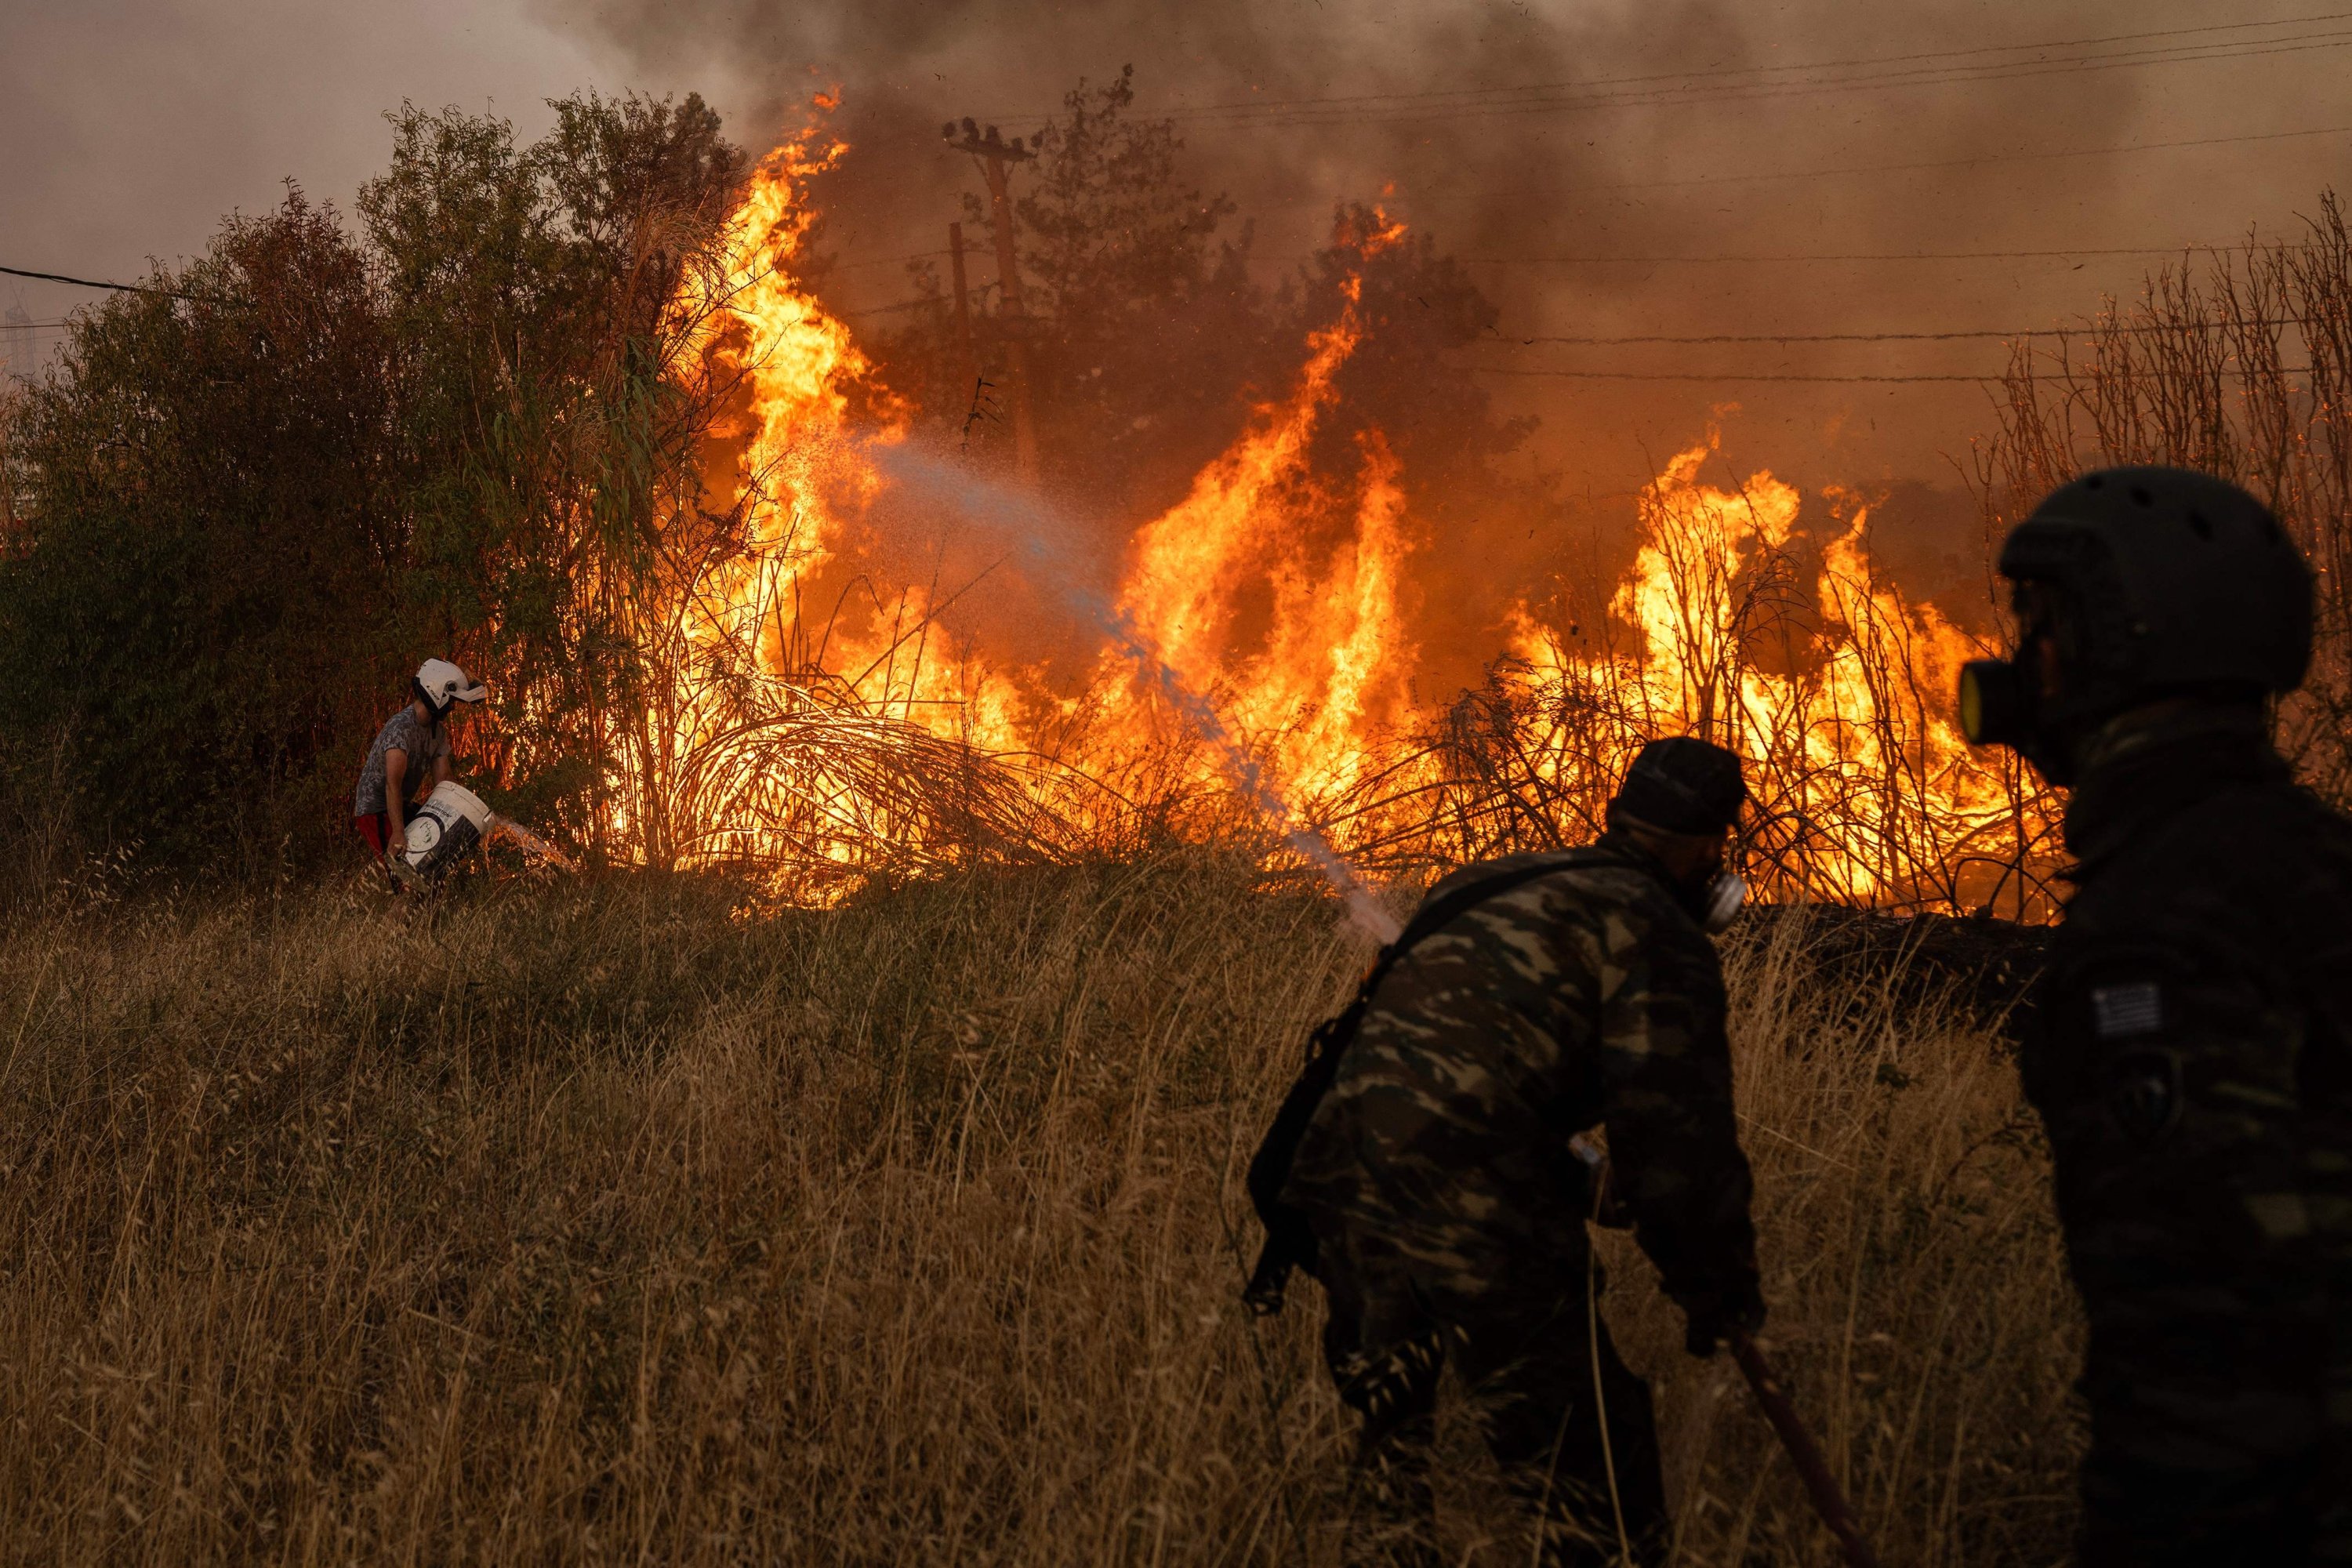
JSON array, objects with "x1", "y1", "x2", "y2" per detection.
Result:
[
  {"x1": 0, "y1": 0, "x2": 623, "y2": 363},
  {"x1": 8, "y1": 0, "x2": 2352, "y2": 494},
  {"x1": 539, "y1": 0, "x2": 2352, "y2": 493}
]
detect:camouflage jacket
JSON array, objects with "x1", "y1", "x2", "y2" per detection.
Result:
[
  {"x1": 2024, "y1": 706, "x2": 2352, "y2": 1298},
  {"x1": 1281, "y1": 837, "x2": 1758, "y2": 1312}
]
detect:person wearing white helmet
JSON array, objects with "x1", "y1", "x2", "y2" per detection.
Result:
[{"x1": 353, "y1": 659, "x2": 487, "y2": 877}]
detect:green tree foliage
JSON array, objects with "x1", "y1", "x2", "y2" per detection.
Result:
[
  {"x1": 361, "y1": 94, "x2": 746, "y2": 856},
  {"x1": 0, "y1": 71, "x2": 1541, "y2": 881},
  {"x1": 0, "y1": 93, "x2": 745, "y2": 873},
  {"x1": 0, "y1": 191, "x2": 403, "y2": 869}
]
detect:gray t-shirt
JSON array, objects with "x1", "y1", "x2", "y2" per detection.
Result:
[{"x1": 354, "y1": 708, "x2": 452, "y2": 818}]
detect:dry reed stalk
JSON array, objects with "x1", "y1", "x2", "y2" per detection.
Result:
[
  {"x1": 0, "y1": 871, "x2": 2075, "y2": 1563},
  {"x1": 1313, "y1": 518, "x2": 2058, "y2": 922},
  {"x1": 1975, "y1": 191, "x2": 2352, "y2": 808}
]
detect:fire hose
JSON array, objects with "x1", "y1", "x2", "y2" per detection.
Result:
[{"x1": 1726, "y1": 1328, "x2": 1883, "y2": 1568}]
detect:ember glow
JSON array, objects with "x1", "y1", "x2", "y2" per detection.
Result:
[{"x1": 641, "y1": 117, "x2": 2059, "y2": 916}]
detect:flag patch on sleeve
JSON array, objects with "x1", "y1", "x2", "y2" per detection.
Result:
[{"x1": 2091, "y1": 982, "x2": 2164, "y2": 1039}]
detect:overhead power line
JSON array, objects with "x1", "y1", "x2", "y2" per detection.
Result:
[
  {"x1": 1495, "y1": 313, "x2": 2339, "y2": 346},
  {"x1": 1468, "y1": 364, "x2": 2320, "y2": 384},
  {"x1": 1145, "y1": 10, "x2": 2352, "y2": 122},
  {"x1": 1457, "y1": 243, "x2": 2268, "y2": 266},
  {"x1": 1581, "y1": 123, "x2": 2352, "y2": 195},
  {"x1": 0, "y1": 263, "x2": 187, "y2": 299},
  {"x1": 826, "y1": 125, "x2": 2348, "y2": 287},
  {"x1": 1256, "y1": 123, "x2": 2352, "y2": 225},
  {"x1": 1182, "y1": 38, "x2": 2352, "y2": 130},
  {"x1": 1471, "y1": 366, "x2": 1998, "y2": 383},
  {"x1": 828, "y1": 248, "x2": 955, "y2": 272},
  {"x1": 1153, "y1": 23, "x2": 2352, "y2": 129},
  {"x1": 826, "y1": 222, "x2": 2297, "y2": 287}
]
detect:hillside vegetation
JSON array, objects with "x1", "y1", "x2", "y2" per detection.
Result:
[{"x1": 0, "y1": 866, "x2": 2077, "y2": 1563}]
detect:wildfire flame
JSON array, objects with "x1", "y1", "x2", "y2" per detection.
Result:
[
  {"x1": 641, "y1": 112, "x2": 2056, "y2": 916},
  {"x1": 1099, "y1": 211, "x2": 1413, "y2": 804},
  {"x1": 1490, "y1": 446, "x2": 2050, "y2": 909}
]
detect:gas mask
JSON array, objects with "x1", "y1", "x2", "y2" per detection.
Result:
[
  {"x1": 1956, "y1": 655, "x2": 2032, "y2": 749},
  {"x1": 1958, "y1": 652, "x2": 2078, "y2": 785},
  {"x1": 1699, "y1": 870, "x2": 1748, "y2": 935},
  {"x1": 1956, "y1": 583, "x2": 2084, "y2": 785}
]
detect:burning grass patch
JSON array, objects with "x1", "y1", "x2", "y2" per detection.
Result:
[{"x1": 0, "y1": 868, "x2": 2074, "y2": 1563}]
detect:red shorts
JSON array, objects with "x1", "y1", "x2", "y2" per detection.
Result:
[{"x1": 355, "y1": 813, "x2": 390, "y2": 860}]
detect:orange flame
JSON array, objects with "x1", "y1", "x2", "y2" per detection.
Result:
[{"x1": 653, "y1": 131, "x2": 2051, "y2": 913}]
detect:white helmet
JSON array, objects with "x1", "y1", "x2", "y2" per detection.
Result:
[{"x1": 416, "y1": 658, "x2": 487, "y2": 713}]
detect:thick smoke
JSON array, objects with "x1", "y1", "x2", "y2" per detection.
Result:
[
  {"x1": 543, "y1": 0, "x2": 2348, "y2": 692},
  {"x1": 537, "y1": 0, "x2": 2352, "y2": 477}
]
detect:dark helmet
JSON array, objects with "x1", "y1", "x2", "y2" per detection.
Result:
[
  {"x1": 1958, "y1": 466, "x2": 2313, "y2": 782},
  {"x1": 1609, "y1": 735, "x2": 1748, "y2": 836}
]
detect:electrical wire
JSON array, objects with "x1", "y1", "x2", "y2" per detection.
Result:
[
  {"x1": 1143, "y1": 10, "x2": 2352, "y2": 122},
  {"x1": 1494, "y1": 314, "x2": 2338, "y2": 345},
  {"x1": 840, "y1": 236, "x2": 2208, "y2": 274},
  {"x1": 1470, "y1": 366, "x2": 1998, "y2": 383},
  {"x1": 1455, "y1": 243, "x2": 2270, "y2": 266},
  {"x1": 1468, "y1": 364, "x2": 2319, "y2": 383},
  {"x1": 0, "y1": 263, "x2": 209, "y2": 302},
  {"x1": 1159, "y1": 28, "x2": 2352, "y2": 130},
  {"x1": 827, "y1": 248, "x2": 956, "y2": 271},
  {"x1": 1563, "y1": 124, "x2": 2352, "y2": 197},
  {"x1": 825, "y1": 122, "x2": 2349, "y2": 285}
]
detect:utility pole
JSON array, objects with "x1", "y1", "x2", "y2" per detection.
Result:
[
  {"x1": 942, "y1": 118, "x2": 1038, "y2": 485},
  {"x1": 947, "y1": 221, "x2": 975, "y2": 375}
]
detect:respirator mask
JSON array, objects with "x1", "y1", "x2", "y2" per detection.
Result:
[
  {"x1": 1957, "y1": 651, "x2": 2077, "y2": 783},
  {"x1": 1955, "y1": 583, "x2": 2083, "y2": 784},
  {"x1": 1958, "y1": 579, "x2": 2053, "y2": 750},
  {"x1": 1956, "y1": 656, "x2": 2032, "y2": 750},
  {"x1": 1698, "y1": 870, "x2": 1748, "y2": 935}
]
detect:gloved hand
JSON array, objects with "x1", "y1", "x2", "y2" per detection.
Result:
[{"x1": 1680, "y1": 1279, "x2": 1766, "y2": 1358}]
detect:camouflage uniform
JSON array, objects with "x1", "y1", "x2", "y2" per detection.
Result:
[
  {"x1": 1283, "y1": 837, "x2": 1759, "y2": 1566},
  {"x1": 2021, "y1": 705, "x2": 2352, "y2": 1565}
]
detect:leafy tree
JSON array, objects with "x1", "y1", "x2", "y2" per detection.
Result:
[
  {"x1": 869, "y1": 69, "x2": 1277, "y2": 517},
  {"x1": 0, "y1": 191, "x2": 403, "y2": 868},
  {"x1": 868, "y1": 79, "x2": 1541, "y2": 568},
  {"x1": 0, "y1": 93, "x2": 750, "y2": 874},
  {"x1": 1013, "y1": 67, "x2": 1274, "y2": 510},
  {"x1": 1293, "y1": 205, "x2": 1533, "y2": 508},
  {"x1": 361, "y1": 93, "x2": 746, "y2": 858}
]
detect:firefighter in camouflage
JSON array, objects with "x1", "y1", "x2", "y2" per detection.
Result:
[
  {"x1": 1283, "y1": 738, "x2": 1763, "y2": 1567},
  {"x1": 1959, "y1": 466, "x2": 2352, "y2": 1566}
]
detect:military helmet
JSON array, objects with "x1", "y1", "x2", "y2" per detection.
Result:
[
  {"x1": 2001, "y1": 466, "x2": 2310, "y2": 699},
  {"x1": 1961, "y1": 467, "x2": 2313, "y2": 773}
]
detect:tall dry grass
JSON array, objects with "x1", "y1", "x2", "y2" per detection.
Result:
[{"x1": 0, "y1": 866, "x2": 2077, "y2": 1563}]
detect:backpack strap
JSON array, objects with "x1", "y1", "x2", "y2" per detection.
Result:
[{"x1": 1242, "y1": 846, "x2": 1620, "y2": 1313}]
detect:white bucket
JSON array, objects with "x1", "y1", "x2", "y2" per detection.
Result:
[{"x1": 403, "y1": 781, "x2": 492, "y2": 878}]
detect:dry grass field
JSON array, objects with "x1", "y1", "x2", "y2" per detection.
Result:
[{"x1": 0, "y1": 862, "x2": 2081, "y2": 1564}]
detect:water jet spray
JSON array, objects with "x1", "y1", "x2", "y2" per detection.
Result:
[{"x1": 869, "y1": 443, "x2": 1402, "y2": 942}]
